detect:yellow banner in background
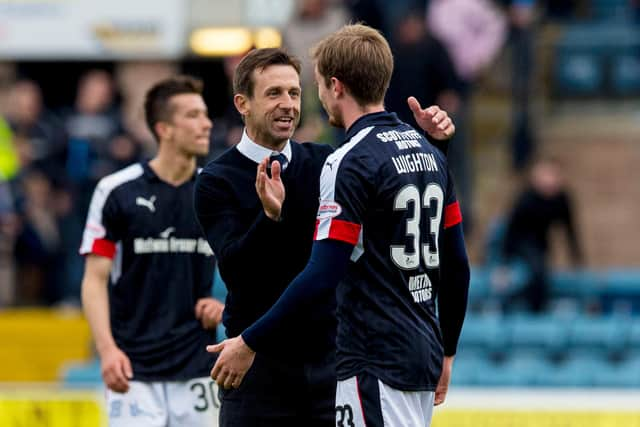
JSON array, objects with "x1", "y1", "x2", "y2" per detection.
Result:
[
  {"x1": 0, "y1": 392, "x2": 106, "y2": 427},
  {"x1": 433, "y1": 410, "x2": 640, "y2": 427}
]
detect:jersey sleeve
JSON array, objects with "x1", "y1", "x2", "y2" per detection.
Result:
[
  {"x1": 79, "y1": 180, "x2": 122, "y2": 259},
  {"x1": 314, "y1": 152, "x2": 370, "y2": 246},
  {"x1": 443, "y1": 169, "x2": 462, "y2": 230}
]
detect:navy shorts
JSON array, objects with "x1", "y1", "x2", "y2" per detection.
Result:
[{"x1": 219, "y1": 350, "x2": 336, "y2": 427}]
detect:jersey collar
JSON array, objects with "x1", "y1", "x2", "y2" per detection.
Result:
[
  {"x1": 236, "y1": 128, "x2": 293, "y2": 165},
  {"x1": 142, "y1": 161, "x2": 199, "y2": 183},
  {"x1": 343, "y1": 111, "x2": 402, "y2": 145}
]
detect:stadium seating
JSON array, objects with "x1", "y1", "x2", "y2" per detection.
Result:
[
  {"x1": 590, "y1": 0, "x2": 632, "y2": 21},
  {"x1": 610, "y1": 52, "x2": 640, "y2": 95},
  {"x1": 509, "y1": 314, "x2": 568, "y2": 356},
  {"x1": 455, "y1": 306, "x2": 640, "y2": 387},
  {"x1": 458, "y1": 313, "x2": 508, "y2": 354},
  {"x1": 45, "y1": 268, "x2": 640, "y2": 388},
  {"x1": 553, "y1": 24, "x2": 640, "y2": 97}
]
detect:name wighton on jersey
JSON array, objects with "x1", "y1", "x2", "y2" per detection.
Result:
[
  {"x1": 314, "y1": 111, "x2": 462, "y2": 391},
  {"x1": 80, "y1": 162, "x2": 216, "y2": 381}
]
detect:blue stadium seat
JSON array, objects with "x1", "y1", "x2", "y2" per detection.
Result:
[
  {"x1": 509, "y1": 314, "x2": 569, "y2": 355},
  {"x1": 601, "y1": 270, "x2": 640, "y2": 295},
  {"x1": 611, "y1": 53, "x2": 640, "y2": 95},
  {"x1": 599, "y1": 270, "x2": 640, "y2": 312},
  {"x1": 475, "y1": 352, "x2": 550, "y2": 387},
  {"x1": 212, "y1": 266, "x2": 228, "y2": 342},
  {"x1": 60, "y1": 359, "x2": 102, "y2": 387},
  {"x1": 590, "y1": 0, "x2": 631, "y2": 21},
  {"x1": 458, "y1": 314, "x2": 509, "y2": 354},
  {"x1": 554, "y1": 52, "x2": 604, "y2": 95},
  {"x1": 468, "y1": 267, "x2": 492, "y2": 303},
  {"x1": 629, "y1": 319, "x2": 640, "y2": 349},
  {"x1": 450, "y1": 353, "x2": 488, "y2": 386},
  {"x1": 592, "y1": 354, "x2": 640, "y2": 388},
  {"x1": 551, "y1": 270, "x2": 602, "y2": 299},
  {"x1": 568, "y1": 316, "x2": 630, "y2": 353},
  {"x1": 553, "y1": 24, "x2": 640, "y2": 97},
  {"x1": 547, "y1": 354, "x2": 608, "y2": 387}
]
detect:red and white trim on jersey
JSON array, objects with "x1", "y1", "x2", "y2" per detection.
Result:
[
  {"x1": 315, "y1": 126, "x2": 373, "y2": 248},
  {"x1": 314, "y1": 218, "x2": 361, "y2": 245},
  {"x1": 443, "y1": 201, "x2": 463, "y2": 229},
  {"x1": 79, "y1": 163, "x2": 144, "y2": 258}
]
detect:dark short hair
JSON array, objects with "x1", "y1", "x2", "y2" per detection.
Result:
[
  {"x1": 233, "y1": 48, "x2": 302, "y2": 98},
  {"x1": 144, "y1": 75, "x2": 204, "y2": 141}
]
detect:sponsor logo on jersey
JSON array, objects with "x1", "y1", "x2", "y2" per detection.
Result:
[
  {"x1": 159, "y1": 227, "x2": 175, "y2": 238},
  {"x1": 376, "y1": 129, "x2": 422, "y2": 144},
  {"x1": 135, "y1": 195, "x2": 156, "y2": 212},
  {"x1": 325, "y1": 159, "x2": 336, "y2": 170},
  {"x1": 317, "y1": 201, "x2": 342, "y2": 219},
  {"x1": 133, "y1": 228, "x2": 213, "y2": 256},
  {"x1": 408, "y1": 273, "x2": 433, "y2": 303}
]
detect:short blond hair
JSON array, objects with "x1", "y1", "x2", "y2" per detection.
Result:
[{"x1": 312, "y1": 24, "x2": 393, "y2": 106}]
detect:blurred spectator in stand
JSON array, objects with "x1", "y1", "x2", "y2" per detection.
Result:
[
  {"x1": 0, "y1": 114, "x2": 20, "y2": 181},
  {"x1": 500, "y1": 156, "x2": 583, "y2": 312},
  {"x1": 0, "y1": 174, "x2": 17, "y2": 306},
  {"x1": 5, "y1": 79, "x2": 67, "y2": 179},
  {"x1": 632, "y1": 0, "x2": 640, "y2": 21},
  {"x1": 346, "y1": 0, "x2": 424, "y2": 38},
  {"x1": 116, "y1": 62, "x2": 178, "y2": 158},
  {"x1": 386, "y1": 10, "x2": 462, "y2": 135},
  {"x1": 505, "y1": 0, "x2": 536, "y2": 170},
  {"x1": 12, "y1": 168, "x2": 65, "y2": 305},
  {"x1": 91, "y1": 133, "x2": 142, "y2": 179},
  {"x1": 206, "y1": 53, "x2": 245, "y2": 162},
  {"x1": 284, "y1": 0, "x2": 348, "y2": 143},
  {"x1": 64, "y1": 69, "x2": 122, "y2": 192},
  {"x1": 428, "y1": 0, "x2": 507, "y2": 233},
  {"x1": 62, "y1": 69, "x2": 122, "y2": 301},
  {"x1": 542, "y1": 0, "x2": 582, "y2": 20}
]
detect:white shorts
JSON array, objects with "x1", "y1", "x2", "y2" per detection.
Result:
[
  {"x1": 105, "y1": 376, "x2": 219, "y2": 427},
  {"x1": 335, "y1": 375, "x2": 434, "y2": 427}
]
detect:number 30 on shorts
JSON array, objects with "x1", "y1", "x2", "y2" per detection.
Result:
[{"x1": 190, "y1": 380, "x2": 220, "y2": 412}]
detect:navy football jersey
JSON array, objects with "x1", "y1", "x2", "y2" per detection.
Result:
[
  {"x1": 315, "y1": 111, "x2": 462, "y2": 391},
  {"x1": 80, "y1": 162, "x2": 216, "y2": 381}
]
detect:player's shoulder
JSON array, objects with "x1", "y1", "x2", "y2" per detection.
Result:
[
  {"x1": 422, "y1": 137, "x2": 447, "y2": 164},
  {"x1": 96, "y1": 162, "x2": 145, "y2": 196},
  {"x1": 292, "y1": 140, "x2": 334, "y2": 160}
]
